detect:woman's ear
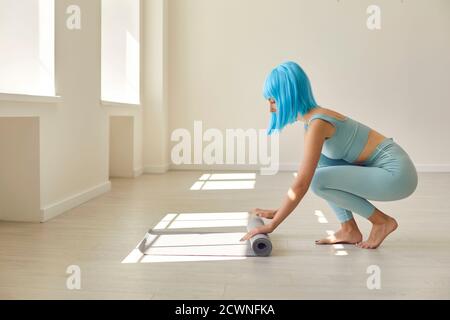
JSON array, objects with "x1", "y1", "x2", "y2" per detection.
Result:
[{"x1": 269, "y1": 99, "x2": 277, "y2": 113}]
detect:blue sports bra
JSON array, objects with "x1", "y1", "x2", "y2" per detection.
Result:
[{"x1": 304, "y1": 113, "x2": 371, "y2": 163}]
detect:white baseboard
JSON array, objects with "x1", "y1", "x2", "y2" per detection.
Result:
[
  {"x1": 170, "y1": 164, "x2": 264, "y2": 172},
  {"x1": 170, "y1": 163, "x2": 304, "y2": 173},
  {"x1": 134, "y1": 167, "x2": 144, "y2": 177},
  {"x1": 144, "y1": 163, "x2": 170, "y2": 174},
  {"x1": 40, "y1": 181, "x2": 112, "y2": 222},
  {"x1": 169, "y1": 163, "x2": 450, "y2": 173},
  {"x1": 415, "y1": 165, "x2": 450, "y2": 173},
  {"x1": 263, "y1": 163, "x2": 450, "y2": 173}
]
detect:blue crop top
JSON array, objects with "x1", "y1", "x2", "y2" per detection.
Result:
[{"x1": 304, "y1": 114, "x2": 371, "y2": 163}]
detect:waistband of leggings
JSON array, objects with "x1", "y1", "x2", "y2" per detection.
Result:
[{"x1": 365, "y1": 137, "x2": 395, "y2": 164}]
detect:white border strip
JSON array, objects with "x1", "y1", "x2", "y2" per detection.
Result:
[
  {"x1": 40, "y1": 181, "x2": 111, "y2": 222},
  {"x1": 144, "y1": 163, "x2": 170, "y2": 174},
  {"x1": 168, "y1": 163, "x2": 450, "y2": 173}
]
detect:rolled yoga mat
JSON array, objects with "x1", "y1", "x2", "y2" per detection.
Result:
[
  {"x1": 247, "y1": 216, "x2": 273, "y2": 257},
  {"x1": 137, "y1": 214, "x2": 273, "y2": 257}
]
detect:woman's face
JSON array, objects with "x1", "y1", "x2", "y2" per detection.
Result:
[{"x1": 268, "y1": 98, "x2": 277, "y2": 113}]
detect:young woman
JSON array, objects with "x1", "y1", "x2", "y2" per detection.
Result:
[{"x1": 241, "y1": 61, "x2": 418, "y2": 249}]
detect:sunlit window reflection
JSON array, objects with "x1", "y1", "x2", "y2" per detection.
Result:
[{"x1": 122, "y1": 212, "x2": 255, "y2": 264}]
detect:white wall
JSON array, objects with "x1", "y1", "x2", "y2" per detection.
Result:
[
  {"x1": 110, "y1": 116, "x2": 135, "y2": 178},
  {"x1": 0, "y1": 0, "x2": 166, "y2": 222},
  {"x1": 142, "y1": 0, "x2": 170, "y2": 173},
  {"x1": 1, "y1": 0, "x2": 449, "y2": 222},
  {"x1": 0, "y1": 0, "x2": 111, "y2": 222},
  {"x1": 168, "y1": 0, "x2": 450, "y2": 171},
  {"x1": 0, "y1": 118, "x2": 40, "y2": 222},
  {"x1": 107, "y1": 106, "x2": 143, "y2": 177}
]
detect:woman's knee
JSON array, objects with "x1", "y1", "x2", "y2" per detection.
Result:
[
  {"x1": 392, "y1": 163, "x2": 419, "y2": 199},
  {"x1": 398, "y1": 169, "x2": 418, "y2": 199}
]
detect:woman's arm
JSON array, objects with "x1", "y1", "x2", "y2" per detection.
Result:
[
  {"x1": 271, "y1": 121, "x2": 327, "y2": 229},
  {"x1": 241, "y1": 120, "x2": 328, "y2": 241}
]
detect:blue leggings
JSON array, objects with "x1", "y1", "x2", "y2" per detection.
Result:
[{"x1": 310, "y1": 138, "x2": 418, "y2": 223}]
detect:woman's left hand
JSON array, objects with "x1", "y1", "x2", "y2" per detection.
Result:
[{"x1": 240, "y1": 224, "x2": 274, "y2": 242}]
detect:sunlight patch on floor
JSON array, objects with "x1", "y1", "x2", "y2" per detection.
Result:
[{"x1": 122, "y1": 212, "x2": 253, "y2": 264}]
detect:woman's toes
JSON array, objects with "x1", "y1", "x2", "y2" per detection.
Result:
[
  {"x1": 316, "y1": 236, "x2": 338, "y2": 245},
  {"x1": 358, "y1": 241, "x2": 376, "y2": 249},
  {"x1": 315, "y1": 238, "x2": 329, "y2": 245}
]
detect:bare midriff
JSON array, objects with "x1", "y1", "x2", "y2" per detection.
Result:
[{"x1": 353, "y1": 129, "x2": 387, "y2": 164}]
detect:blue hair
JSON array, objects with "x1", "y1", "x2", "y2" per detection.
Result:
[{"x1": 263, "y1": 61, "x2": 319, "y2": 135}]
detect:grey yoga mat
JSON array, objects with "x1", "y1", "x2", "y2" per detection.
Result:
[
  {"x1": 137, "y1": 214, "x2": 273, "y2": 257},
  {"x1": 247, "y1": 215, "x2": 273, "y2": 257}
]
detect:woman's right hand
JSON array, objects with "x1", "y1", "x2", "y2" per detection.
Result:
[{"x1": 251, "y1": 208, "x2": 277, "y2": 219}]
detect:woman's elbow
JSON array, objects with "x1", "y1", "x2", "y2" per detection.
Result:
[
  {"x1": 289, "y1": 179, "x2": 310, "y2": 201},
  {"x1": 295, "y1": 173, "x2": 313, "y2": 191}
]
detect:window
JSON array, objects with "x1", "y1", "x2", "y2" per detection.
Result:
[
  {"x1": 0, "y1": 0, "x2": 55, "y2": 96},
  {"x1": 101, "y1": 0, "x2": 140, "y2": 105}
]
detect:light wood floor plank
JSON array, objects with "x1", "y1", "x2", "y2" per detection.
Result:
[{"x1": 0, "y1": 172, "x2": 449, "y2": 299}]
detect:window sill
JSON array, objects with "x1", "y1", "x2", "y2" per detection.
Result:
[
  {"x1": 101, "y1": 100, "x2": 141, "y2": 108},
  {"x1": 0, "y1": 93, "x2": 62, "y2": 104}
]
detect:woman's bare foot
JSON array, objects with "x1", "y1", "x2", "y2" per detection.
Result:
[
  {"x1": 357, "y1": 216, "x2": 398, "y2": 249},
  {"x1": 316, "y1": 229, "x2": 363, "y2": 245},
  {"x1": 251, "y1": 208, "x2": 277, "y2": 219},
  {"x1": 316, "y1": 219, "x2": 363, "y2": 245}
]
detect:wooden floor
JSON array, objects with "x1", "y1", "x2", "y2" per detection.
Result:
[{"x1": 1, "y1": 171, "x2": 449, "y2": 300}]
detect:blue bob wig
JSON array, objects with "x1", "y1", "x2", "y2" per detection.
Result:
[{"x1": 263, "y1": 61, "x2": 319, "y2": 135}]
